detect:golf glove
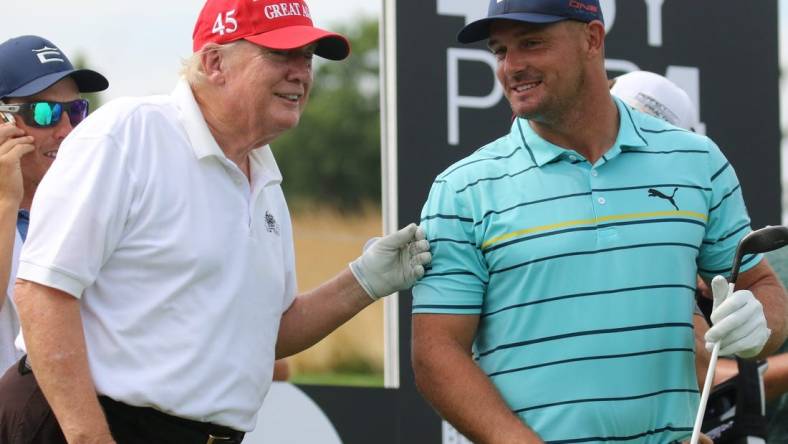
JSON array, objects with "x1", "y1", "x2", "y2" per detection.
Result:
[
  {"x1": 704, "y1": 275, "x2": 770, "y2": 358},
  {"x1": 350, "y1": 223, "x2": 431, "y2": 300}
]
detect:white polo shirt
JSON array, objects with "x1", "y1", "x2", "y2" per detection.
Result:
[
  {"x1": 0, "y1": 230, "x2": 22, "y2": 372},
  {"x1": 16, "y1": 80, "x2": 297, "y2": 431}
]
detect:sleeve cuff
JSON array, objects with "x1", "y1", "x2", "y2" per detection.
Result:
[{"x1": 15, "y1": 261, "x2": 86, "y2": 298}]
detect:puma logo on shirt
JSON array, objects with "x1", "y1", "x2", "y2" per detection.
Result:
[{"x1": 648, "y1": 188, "x2": 679, "y2": 211}]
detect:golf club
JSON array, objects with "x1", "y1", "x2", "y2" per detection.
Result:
[{"x1": 690, "y1": 225, "x2": 788, "y2": 444}]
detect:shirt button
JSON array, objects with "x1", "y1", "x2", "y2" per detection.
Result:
[
  {"x1": 597, "y1": 197, "x2": 606, "y2": 205},
  {"x1": 591, "y1": 170, "x2": 598, "y2": 177},
  {"x1": 569, "y1": 155, "x2": 577, "y2": 161}
]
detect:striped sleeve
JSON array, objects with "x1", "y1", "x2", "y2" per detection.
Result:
[
  {"x1": 697, "y1": 139, "x2": 763, "y2": 277},
  {"x1": 412, "y1": 179, "x2": 488, "y2": 314}
]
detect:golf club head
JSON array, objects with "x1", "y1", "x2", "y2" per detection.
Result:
[{"x1": 731, "y1": 225, "x2": 788, "y2": 283}]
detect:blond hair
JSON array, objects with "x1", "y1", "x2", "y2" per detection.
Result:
[{"x1": 181, "y1": 41, "x2": 244, "y2": 86}]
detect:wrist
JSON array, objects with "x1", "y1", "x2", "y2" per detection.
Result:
[
  {"x1": 68, "y1": 430, "x2": 115, "y2": 444},
  {"x1": 504, "y1": 419, "x2": 543, "y2": 443},
  {"x1": 348, "y1": 260, "x2": 379, "y2": 300},
  {"x1": 61, "y1": 415, "x2": 114, "y2": 444}
]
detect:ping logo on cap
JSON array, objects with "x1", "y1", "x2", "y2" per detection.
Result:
[
  {"x1": 33, "y1": 46, "x2": 64, "y2": 64},
  {"x1": 568, "y1": 0, "x2": 599, "y2": 13}
]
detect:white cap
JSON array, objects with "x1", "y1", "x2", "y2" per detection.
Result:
[{"x1": 611, "y1": 71, "x2": 699, "y2": 131}]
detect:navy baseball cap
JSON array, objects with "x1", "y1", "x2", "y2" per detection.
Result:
[
  {"x1": 0, "y1": 35, "x2": 108, "y2": 99},
  {"x1": 458, "y1": 0, "x2": 604, "y2": 43}
]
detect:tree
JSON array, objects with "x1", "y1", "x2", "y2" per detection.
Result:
[{"x1": 272, "y1": 18, "x2": 381, "y2": 212}]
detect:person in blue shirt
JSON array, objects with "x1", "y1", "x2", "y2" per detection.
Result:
[
  {"x1": 0, "y1": 35, "x2": 108, "y2": 373},
  {"x1": 613, "y1": 69, "x2": 788, "y2": 444},
  {"x1": 411, "y1": 1, "x2": 788, "y2": 442}
]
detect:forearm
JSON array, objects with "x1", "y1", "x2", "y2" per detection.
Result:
[
  {"x1": 713, "y1": 353, "x2": 788, "y2": 402},
  {"x1": 736, "y1": 259, "x2": 788, "y2": 359},
  {"x1": 276, "y1": 267, "x2": 373, "y2": 358},
  {"x1": 749, "y1": 274, "x2": 788, "y2": 357},
  {"x1": 15, "y1": 280, "x2": 114, "y2": 444},
  {"x1": 413, "y1": 339, "x2": 541, "y2": 443},
  {"x1": 763, "y1": 352, "x2": 788, "y2": 402},
  {"x1": 693, "y1": 314, "x2": 711, "y2": 390},
  {"x1": 712, "y1": 357, "x2": 738, "y2": 386},
  {"x1": 0, "y1": 199, "x2": 18, "y2": 308}
]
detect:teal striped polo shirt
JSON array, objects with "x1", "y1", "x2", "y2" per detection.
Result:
[{"x1": 413, "y1": 97, "x2": 762, "y2": 443}]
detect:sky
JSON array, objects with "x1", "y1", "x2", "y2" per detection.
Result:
[
  {"x1": 2, "y1": 1, "x2": 786, "y2": 117},
  {"x1": 1, "y1": 0, "x2": 381, "y2": 101}
]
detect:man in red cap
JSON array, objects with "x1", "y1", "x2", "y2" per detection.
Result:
[{"x1": 0, "y1": 1, "x2": 431, "y2": 443}]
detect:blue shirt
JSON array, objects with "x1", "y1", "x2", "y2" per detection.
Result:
[
  {"x1": 413, "y1": 98, "x2": 762, "y2": 443},
  {"x1": 17, "y1": 209, "x2": 29, "y2": 242}
]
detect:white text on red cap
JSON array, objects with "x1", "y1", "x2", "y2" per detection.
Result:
[{"x1": 261, "y1": 2, "x2": 311, "y2": 20}]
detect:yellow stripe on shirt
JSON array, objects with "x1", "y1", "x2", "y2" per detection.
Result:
[{"x1": 481, "y1": 210, "x2": 708, "y2": 249}]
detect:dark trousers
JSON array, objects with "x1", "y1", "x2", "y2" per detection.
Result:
[
  {"x1": 0, "y1": 357, "x2": 245, "y2": 444},
  {"x1": 0, "y1": 358, "x2": 66, "y2": 444}
]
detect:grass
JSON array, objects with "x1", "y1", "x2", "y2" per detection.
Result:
[
  {"x1": 286, "y1": 206, "x2": 386, "y2": 387},
  {"x1": 291, "y1": 371, "x2": 385, "y2": 388}
]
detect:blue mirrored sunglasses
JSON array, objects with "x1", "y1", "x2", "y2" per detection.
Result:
[{"x1": 0, "y1": 99, "x2": 89, "y2": 128}]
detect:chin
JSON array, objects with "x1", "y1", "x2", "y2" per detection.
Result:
[
  {"x1": 511, "y1": 97, "x2": 553, "y2": 121},
  {"x1": 511, "y1": 107, "x2": 537, "y2": 120},
  {"x1": 265, "y1": 115, "x2": 296, "y2": 131},
  {"x1": 282, "y1": 118, "x2": 301, "y2": 131},
  {"x1": 277, "y1": 110, "x2": 302, "y2": 127}
]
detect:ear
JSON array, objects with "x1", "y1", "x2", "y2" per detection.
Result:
[
  {"x1": 585, "y1": 20, "x2": 606, "y2": 58},
  {"x1": 200, "y1": 47, "x2": 226, "y2": 85}
]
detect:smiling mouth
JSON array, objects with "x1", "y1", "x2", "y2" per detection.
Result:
[
  {"x1": 275, "y1": 93, "x2": 302, "y2": 103},
  {"x1": 43, "y1": 150, "x2": 57, "y2": 159},
  {"x1": 513, "y1": 81, "x2": 541, "y2": 93}
]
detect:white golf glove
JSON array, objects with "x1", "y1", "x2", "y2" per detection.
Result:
[
  {"x1": 704, "y1": 275, "x2": 771, "y2": 358},
  {"x1": 349, "y1": 223, "x2": 432, "y2": 300}
]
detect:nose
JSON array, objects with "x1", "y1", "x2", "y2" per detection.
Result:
[
  {"x1": 286, "y1": 52, "x2": 313, "y2": 84},
  {"x1": 502, "y1": 50, "x2": 526, "y2": 78}
]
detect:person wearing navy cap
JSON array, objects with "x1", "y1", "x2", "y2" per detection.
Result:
[
  {"x1": 0, "y1": 34, "x2": 107, "y2": 443},
  {"x1": 411, "y1": 0, "x2": 786, "y2": 442},
  {"x1": 0, "y1": 35, "x2": 108, "y2": 373},
  {"x1": 0, "y1": 1, "x2": 431, "y2": 443}
]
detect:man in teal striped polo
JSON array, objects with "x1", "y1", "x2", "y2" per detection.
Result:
[{"x1": 411, "y1": 1, "x2": 788, "y2": 442}]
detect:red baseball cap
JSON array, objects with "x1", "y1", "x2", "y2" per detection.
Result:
[{"x1": 193, "y1": 0, "x2": 350, "y2": 60}]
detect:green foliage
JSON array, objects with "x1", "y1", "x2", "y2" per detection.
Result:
[{"x1": 272, "y1": 18, "x2": 381, "y2": 212}]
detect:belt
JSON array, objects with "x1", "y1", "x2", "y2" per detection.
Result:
[{"x1": 98, "y1": 396, "x2": 245, "y2": 444}]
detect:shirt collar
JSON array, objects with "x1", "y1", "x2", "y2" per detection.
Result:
[
  {"x1": 511, "y1": 96, "x2": 650, "y2": 167},
  {"x1": 171, "y1": 79, "x2": 282, "y2": 186},
  {"x1": 611, "y1": 96, "x2": 650, "y2": 152}
]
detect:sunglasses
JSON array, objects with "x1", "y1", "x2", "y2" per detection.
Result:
[{"x1": 0, "y1": 99, "x2": 89, "y2": 128}]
